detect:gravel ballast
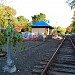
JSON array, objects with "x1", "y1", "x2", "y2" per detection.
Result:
[{"x1": 0, "y1": 39, "x2": 62, "y2": 75}]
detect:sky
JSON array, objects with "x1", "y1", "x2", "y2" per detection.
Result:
[{"x1": 4, "y1": 0, "x2": 75, "y2": 28}]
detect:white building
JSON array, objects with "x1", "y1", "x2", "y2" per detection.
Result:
[{"x1": 31, "y1": 20, "x2": 54, "y2": 35}]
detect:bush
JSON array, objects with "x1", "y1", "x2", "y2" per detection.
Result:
[{"x1": 0, "y1": 32, "x2": 6, "y2": 45}]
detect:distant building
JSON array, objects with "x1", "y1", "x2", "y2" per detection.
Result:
[
  {"x1": 14, "y1": 27, "x2": 21, "y2": 32},
  {"x1": 31, "y1": 20, "x2": 54, "y2": 35}
]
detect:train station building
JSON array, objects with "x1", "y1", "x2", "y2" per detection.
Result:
[{"x1": 31, "y1": 20, "x2": 54, "y2": 35}]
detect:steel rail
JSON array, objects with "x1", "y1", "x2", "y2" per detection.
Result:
[
  {"x1": 68, "y1": 36, "x2": 75, "y2": 49},
  {"x1": 41, "y1": 37, "x2": 65, "y2": 75}
]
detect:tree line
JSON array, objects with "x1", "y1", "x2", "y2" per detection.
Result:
[{"x1": 0, "y1": 5, "x2": 49, "y2": 32}]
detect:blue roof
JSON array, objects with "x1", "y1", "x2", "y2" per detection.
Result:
[{"x1": 31, "y1": 20, "x2": 50, "y2": 27}]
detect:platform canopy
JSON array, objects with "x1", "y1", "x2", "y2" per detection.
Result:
[{"x1": 31, "y1": 20, "x2": 53, "y2": 29}]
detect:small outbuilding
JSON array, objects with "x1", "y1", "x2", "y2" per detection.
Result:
[{"x1": 31, "y1": 20, "x2": 54, "y2": 35}]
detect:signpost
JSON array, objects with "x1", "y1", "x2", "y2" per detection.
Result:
[
  {"x1": 2, "y1": 19, "x2": 16, "y2": 73},
  {"x1": 3, "y1": 35, "x2": 16, "y2": 73}
]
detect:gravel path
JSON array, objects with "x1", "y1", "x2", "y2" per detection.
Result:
[{"x1": 0, "y1": 39, "x2": 62, "y2": 75}]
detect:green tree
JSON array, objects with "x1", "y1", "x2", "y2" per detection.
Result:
[
  {"x1": 71, "y1": 11, "x2": 75, "y2": 33},
  {"x1": 61, "y1": 28, "x2": 66, "y2": 35},
  {"x1": 72, "y1": 11, "x2": 75, "y2": 26},
  {"x1": 17, "y1": 16, "x2": 29, "y2": 27},
  {"x1": 56, "y1": 26, "x2": 62, "y2": 33},
  {"x1": 66, "y1": 24, "x2": 73, "y2": 33},
  {"x1": 17, "y1": 16, "x2": 32, "y2": 32},
  {"x1": 66, "y1": 0, "x2": 75, "y2": 9},
  {"x1": 66, "y1": 0, "x2": 75, "y2": 33},
  {"x1": 71, "y1": 28, "x2": 75, "y2": 33},
  {"x1": 28, "y1": 21, "x2": 32, "y2": 32},
  {"x1": 0, "y1": 5, "x2": 16, "y2": 28},
  {"x1": 12, "y1": 18, "x2": 19, "y2": 27},
  {"x1": 31, "y1": 13, "x2": 48, "y2": 23}
]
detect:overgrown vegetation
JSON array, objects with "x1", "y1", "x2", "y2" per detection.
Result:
[{"x1": 66, "y1": 0, "x2": 75, "y2": 9}]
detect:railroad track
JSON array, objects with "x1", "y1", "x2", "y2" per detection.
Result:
[{"x1": 32, "y1": 36, "x2": 75, "y2": 75}]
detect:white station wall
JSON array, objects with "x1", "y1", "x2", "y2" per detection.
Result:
[{"x1": 32, "y1": 28, "x2": 45, "y2": 34}]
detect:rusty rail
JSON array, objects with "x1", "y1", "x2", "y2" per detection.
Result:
[{"x1": 41, "y1": 37, "x2": 65, "y2": 75}]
